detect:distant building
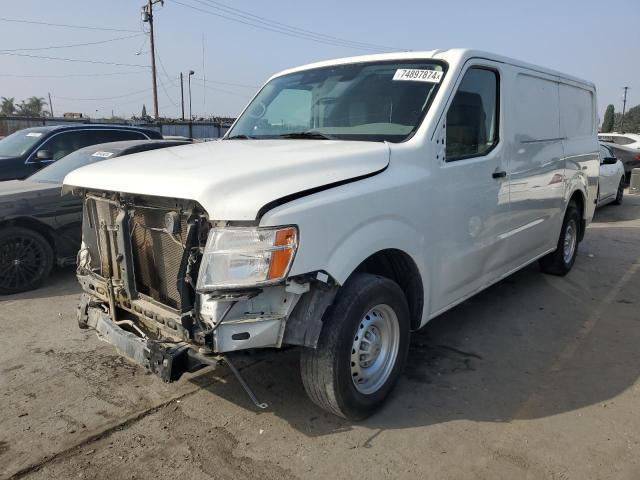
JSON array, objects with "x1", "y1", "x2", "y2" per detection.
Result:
[{"x1": 63, "y1": 112, "x2": 84, "y2": 119}]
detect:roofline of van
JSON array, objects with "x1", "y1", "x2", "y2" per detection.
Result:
[{"x1": 266, "y1": 48, "x2": 595, "y2": 90}]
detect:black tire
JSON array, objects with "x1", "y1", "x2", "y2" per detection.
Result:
[
  {"x1": 0, "y1": 226, "x2": 54, "y2": 294},
  {"x1": 613, "y1": 177, "x2": 624, "y2": 205},
  {"x1": 300, "y1": 273, "x2": 410, "y2": 420},
  {"x1": 539, "y1": 202, "x2": 580, "y2": 276}
]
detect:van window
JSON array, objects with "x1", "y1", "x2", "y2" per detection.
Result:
[
  {"x1": 560, "y1": 84, "x2": 594, "y2": 138},
  {"x1": 515, "y1": 74, "x2": 559, "y2": 141},
  {"x1": 260, "y1": 89, "x2": 312, "y2": 131},
  {"x1": 228, "y1": 60, "x2": 446, "y2": 142},
  {"x1": 445, "y1": 67, "x2": 498, "y2": 160}
]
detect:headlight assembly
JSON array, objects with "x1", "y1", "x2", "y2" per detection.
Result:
[{"x1": 196, "y1": 226, "x2": 298, "y2": 290}]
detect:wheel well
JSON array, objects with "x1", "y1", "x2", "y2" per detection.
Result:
[
  {"x1": 569, "y1": 190, "x2": 586, "y2": 241},
  {"x1": 353, "y1": 249, "x2": 424, "y2": 330},
  {"x1": 0, "y1": 218, "x2": 57, "y2": 255}
]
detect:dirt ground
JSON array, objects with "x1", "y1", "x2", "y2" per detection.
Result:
[{"x1": 1, "y1": 193, "x2": 639, "y2": 480}]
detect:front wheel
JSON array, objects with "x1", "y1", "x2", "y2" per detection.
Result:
[
  {"x1": 300, "y1": 273, "x2": 410, "y2": 420},
  {"x1": 539, "y1": 201, "x2": 580, "y2": 276}
]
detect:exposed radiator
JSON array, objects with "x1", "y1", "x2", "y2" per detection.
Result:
[
  {"x1": 130, "y1": 207, "x2": 188, "y2": 309},
  {"x1": 86, "y1": 197, "x2": 189, "y2": 311}
]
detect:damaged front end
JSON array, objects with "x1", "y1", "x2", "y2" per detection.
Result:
[{"x1": 73, "y1": 189, "x2": 336, "y2": 404}]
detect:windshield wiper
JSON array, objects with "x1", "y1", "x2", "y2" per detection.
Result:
[
  {"x1": 277, "y1": 131, "x2": 334, "y2": 140},
  {"x1": 225, "y1": 134, "x2": 254, "y2": 140}
]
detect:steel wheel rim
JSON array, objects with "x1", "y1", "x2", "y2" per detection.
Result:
[
  {"x1": 350, "y1": 304, "x2": 400, "y2": 395},
  {"x1": 563, "y1": 219, "x2": 577, "y2": 264},
  {"x1": 0, "y1": 235, "x2": 47, "y2": 290}
]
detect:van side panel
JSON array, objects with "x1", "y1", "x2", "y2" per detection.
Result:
[
  {"x1": 559, "y1": 83, "x2": 599, "y2": 224},
  {"x1": 504, "y1": 71, "x2": 566, "y2": 261}
]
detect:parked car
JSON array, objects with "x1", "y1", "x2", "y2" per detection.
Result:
[
  {"x1": 64, "y1": 49, "x2": 599, "y2": 420},
  {"x1": 597, "y1": 141, "x2": 640, "y2": 183},
  {"x1": 598, "y1": 132, "x2": 640, "y2": 150},
  {"x1": 597, "y1": 143, "x2": 625, "y2": 207},
  {"x1": 0, "y1": 140, "x2": 187, "y2": 294},
  {"x1": 0, "y1": 124, "x2": 162, "y2": 181}
]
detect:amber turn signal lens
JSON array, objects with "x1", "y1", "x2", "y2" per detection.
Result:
[{"x1": 267, "y1": 227, "x2": 297, "y2": 280}]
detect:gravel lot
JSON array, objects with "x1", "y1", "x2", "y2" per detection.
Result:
[{"x1": 2, "y1": 193, "x2": 639, "y2": 480}]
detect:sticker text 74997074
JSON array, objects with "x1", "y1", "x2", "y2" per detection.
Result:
[{"x1": 392, "y1": 69, "x2": 443, "y2": 83}]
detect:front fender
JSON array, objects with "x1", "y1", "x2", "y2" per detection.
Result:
[{"x1": 321, "y1": 215, "x2": 426, "y2": 286}]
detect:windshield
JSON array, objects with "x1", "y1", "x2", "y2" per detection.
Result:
[
  {"x1": 29, "y1": 148, "x2": 118, "y2": 184},
  {"x1": 228, "y1": 60, "x2": 446, "y2": 143},
  {"x1": 0, "y1": 128, "x2": 48, "y2": 157}
]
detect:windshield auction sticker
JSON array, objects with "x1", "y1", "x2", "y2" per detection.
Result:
[
  {"x1": 91, "y1": 151, "x2": 115, "y2": 158},
  {"x1": 26, "y1": 132, "x2": 43, "y2": 137},
  {"x1": 393, "y1": 69, "x2": 443, "y2": 83}
]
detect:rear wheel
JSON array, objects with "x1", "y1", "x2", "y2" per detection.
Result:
[
  {"x1": 613, "y1": 177, "x2": 624, "y2": 205},
  {"x1": 0, "y1": 227, "x2": 54, "y2": 294},
  {"x1": 539, "y1": 202, "x2": 580, "y2": 276},
  {"x1": 300, "y1": 273, "x2": 410, "y2": 420}
]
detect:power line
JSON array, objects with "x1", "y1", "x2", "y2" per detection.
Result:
[
  {"x1": 0, "y1": 71, "x2": 148, "y2": 79},
  {"x1": 52, "y1": 87, "x2": 153, "y2": 101},
  {"x1": 189, "y1": 77, "x2": 252, "y2": 99},
  {"x1": 0, "y1": 33, "x2": 144, "y2": 53},
  {"x1": 193, "y1": 0, "x2": 400, "y2": 51},
  {"x1": 0, "y1": 52, "x2": 149, "y2": 68},
  {"x1": 194, "y1": 76, "x2": 257, "y2": 89},
  {"x1": 154, "y1": 50, "x2": 180, "y2": 107},
  {"x1": 170, "y1": 0, "x2": 399, "y2": 52},
  {"x1": 0, "y1": 17, "x2": 140, "y2": 33}
]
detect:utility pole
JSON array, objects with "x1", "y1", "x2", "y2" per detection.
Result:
[
  {"x1": 142, "y1": 0, "x2": 163, "y2": 121},
  {"x1": 621, "y1": 86, "x2": 629, "y2": 132},
  {"x1": 202, "y1": 33, "x2": 206, "y2": 117},
  {"x1": 47, "y1": 92, "x2": 54, "y2": 117},
  {"x1": 188, "y1": 70, "x2": 194, "y2": 120},
  {"x1": 180, "y1": 72, "x2": 185, "y2": 120}
]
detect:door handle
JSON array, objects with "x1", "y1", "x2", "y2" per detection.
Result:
[{"x1": 492, "y1": 170, "x2": 507, "y2": 179}]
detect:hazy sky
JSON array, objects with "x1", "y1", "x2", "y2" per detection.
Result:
[{"x1": 1, "y1": 0, "x2": 638, "y2": 121}]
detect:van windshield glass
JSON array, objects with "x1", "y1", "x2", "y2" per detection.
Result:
[{"x1": 227, "y1": 60, "x2": 445, "y2": 143}]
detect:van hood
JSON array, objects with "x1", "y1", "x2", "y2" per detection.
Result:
[{"x1": 64, "y1": 139, "x2": 389, "y2": 220}]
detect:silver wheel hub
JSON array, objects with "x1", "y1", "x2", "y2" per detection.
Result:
[
  {"x1": 563, "y1": 219, "x2": 577, "y2": 264},
  {"x1": 350, "y1": 304, "x2": 400, "y2": 395}
]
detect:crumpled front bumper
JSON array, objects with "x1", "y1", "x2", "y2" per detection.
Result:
[{"x1": 77, "y1": 294, "x2": 218, "y2": 382}]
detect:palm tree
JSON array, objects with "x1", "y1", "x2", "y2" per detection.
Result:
[
  {"x1": 0, "y1": 97, "x2": 16, "y2": 116},
  {"x1": 16, "y1": 96, "x2": 48, "y2": 117}
]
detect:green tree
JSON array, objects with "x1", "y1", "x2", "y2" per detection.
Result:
[
  {"x1": 0, "y1": 97, "x2": 16, "y2": 116},
  {"x1": 613, "y1": 104, "x2": 640, "y2": 133},
  {"x1": 16, "y1": 96, "x2": 47, "y2": 117},
  {"x1": 601, "y1": 104, "x2": 615, "y2": 133},
  {"x1": 141, "y1": 104, "x2": 147, "y2": 119}
]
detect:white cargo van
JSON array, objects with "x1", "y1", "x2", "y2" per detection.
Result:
[{"x1": 64, "y1": 49, "x2": 599, "y2": 419}]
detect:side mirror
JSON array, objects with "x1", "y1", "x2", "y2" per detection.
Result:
[
  {"x1": 602, "y1": 156, "x2": 617, "y2": 165},
  {"x1": 35, "y1": 150, "x2": 52, "y2": 161}
]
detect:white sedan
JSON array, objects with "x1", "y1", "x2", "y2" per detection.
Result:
[{"x1": 598, "y1": 143, "x2": 625, "y2": 207}]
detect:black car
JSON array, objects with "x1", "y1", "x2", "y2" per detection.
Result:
[
  {"x1": 0, "y1": 139, "x2": 187, "y2": 294},
  {"x1": 0, "y1": 124, "x2": 162, "y2": 181}
]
